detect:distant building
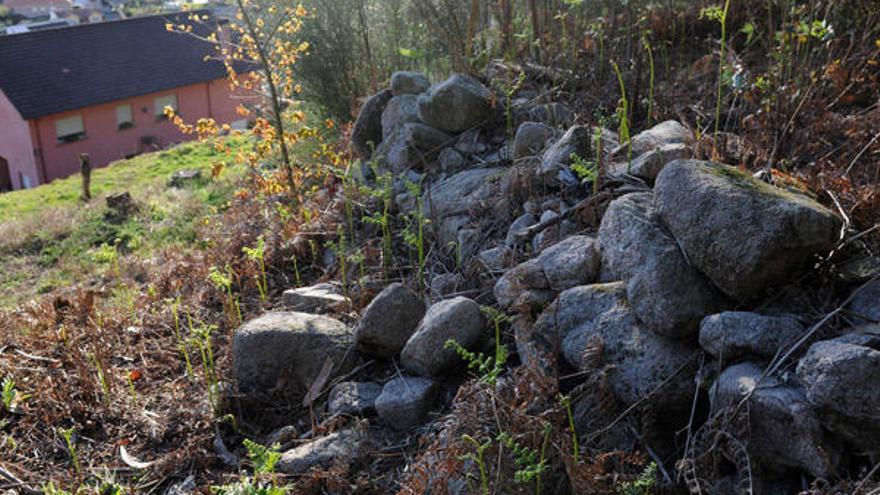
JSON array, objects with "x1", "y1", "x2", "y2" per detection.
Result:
[
  {"x1": 0, "y1": 12, "x2": 248, "y2": 192},
  {"x1": 3, "y1": 0, "x2": 71, "y2": 19}
]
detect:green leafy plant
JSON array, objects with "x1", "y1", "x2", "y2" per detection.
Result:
[
  {"x1": 209, "y1": 264, "x2": 241, "y2": 326},
  {"x1": 242, "y1": 237, "x2": 268, "y2": 302},
  {"x1": 402, "y1": 180, "x2": 428, "y2": 290},
  {"x1": 570, "y1": 152, "x2": 598, "y2": 184},
  {"x1": 326, "y1": 226, "x2": 349, "y2": 298},
  {"x1": 701, "y1": 0, "x2": 731, "y2": 138},
  {"x1": 43, "y1": 482, "x2": 76, "y2": 495},
  {"x1": 168, "y1": 296, "x2": 195, "y2": 378},
  {"x1": 536, "y1": 422, "x2": 553, "y2": 495},
  {"x1": 212, "y1": 440, "x2": 287, "y2": 494},
  {"x1": 89, "y1": 352, "x2": 111, "y2": 403},
  {"x1": 559, "y1": 394, "x2": 580, "y2": 464},
  {"x1": 617, "y1": 462, "x2": 658, "y2": 495},
  {"x1": 362, "y1": 165, "x2": 394, "y2": 279},
  {"x1": 497, "y1": 70, "x2": 527, "y2": 140},
  {"x1": 497, "y1": 431, "x2": 547, "y2": 484},
  {"x1": 642, "y1": 32, "x2": 655, "y2": 127},
  {"x1": 189, "y1": 318, "x2": 219, "y2": 411},
  {"x1": 610, "y1": 60, "x2": 632, "y2": 168},
  {"x1": 59, "y1": 426, "x2": 81, "y2": 475},
  {"x1": 1, "y1": 376, "x2": 27, "y2": 413},
  {"x1": 444, "y1": 306, "x2": 510, "y2": 386},
  {"x1": 459, "y1": 434, "x2": 492, "y2": 495}
]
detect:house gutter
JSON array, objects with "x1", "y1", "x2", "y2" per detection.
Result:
[{"x1": 30, "y1": 118, "x2": 49, "y2": 184}]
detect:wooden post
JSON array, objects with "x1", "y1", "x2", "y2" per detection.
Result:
[{"x1": 79, "y1": 153, "x2": 92, "y2": 202}]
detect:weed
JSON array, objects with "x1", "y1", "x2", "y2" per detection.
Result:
[
  {"x1": 168, "y1": 296, "x2": 195, "y2": 377},
  {"x1": 701, "y1": 0, "x2": 732, "y2": 138},
  {"x1": 1, "y1": 376, "x2": 27, "y2": 413},
  {"x1": 188, "y1": 319, "x2": 219, "y2": 411},
  {"x1": 617, "y1": 462, "x2": 658, "y2": 495},
  {"x1": 362, "y1": 165, "x2": 394, "y2": 278},
  {"x1": 125, "y1": 370, "x2": 138, "y2": 403},
  {"x1": 536, "y1": 422, "x2": 553, "y2": 495},
  {"x1": 611, "y1": 60, "x2": 632, "y2": 169},
  {"x1": 444, "y1": 307, "x2": 511, "y2": 386},
  {"x1": 326, "y1": 226, "x2": 349, "y2": 298},
  {"x1": 570, "y1": 152, "x2": 598, "y2": 184},
  {"x1": 497, "y1": 431, "x2": 547, "y2": 484},
  {"x1": 403, "y1": 180, "x2": 428, "y2": 289},
  {"x1": 498, "y1": 70, "x2": 527, "y2": 140},
  {"x1": 89, "y1": 352, "x2": 111, "y2": 403},
  {"x1": 211, "y1": 439, "x2": 287, "y2": 494},
  {"x1": 243, "y1": 237, "x2": 269, "y2": 302},
  {"x1": 559, "y1": 394, "x2": 580, "y2": 464},
  {"x1": 59, "y1": 426, "x2": 81, "y2": 475},
  {"x1": 209, "y1": 265, "x2": 241, "y2": 326},
  {"x1": 642, "y1": 32, "x2": 655, "y2": 127},
  {"x1": 459, "y1": 434, "x2": 492, "y2": 495}
]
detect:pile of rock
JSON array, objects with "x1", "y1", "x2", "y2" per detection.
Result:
[{"x1": 230, "y1": 68, "x2": 877, "y2": 488}]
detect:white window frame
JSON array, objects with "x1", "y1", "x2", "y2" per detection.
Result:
[
  {"x1": 154, "y1": 94, "x2": 178, "y2": 118},
  {"x1": 116, "y1": 104, "x2": 134, "y2": 129},
  {"x1": 55, "y1": 114, "x2": 85, "y2": 143}
]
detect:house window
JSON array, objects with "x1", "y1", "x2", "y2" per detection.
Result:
[
  {"x1": 116, "y1": 104, "x2": 134, "y2": 129},
  {"x1": 154, "y1": 94, "x2": 178, "y2": 119},
  {"x1": 55, "y1": 115, "x2": 85, "y2": 143}
]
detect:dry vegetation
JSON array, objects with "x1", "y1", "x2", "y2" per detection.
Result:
[{"x1": 1, "y1": 0, "x2": 880, "y2": 493}]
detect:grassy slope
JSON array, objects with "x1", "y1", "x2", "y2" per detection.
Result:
[
  {"x1": 0, "y1": 137, "x2": 250, "y2": 307},
  {"x1": 0, "y1": 137, "x2": 247, "y2": 221}
]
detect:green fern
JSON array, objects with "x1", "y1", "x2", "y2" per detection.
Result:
[
  {"x1": 617, "y1": 462, "x2": 658, "y2": 495},
  {"x1": 497, "y1": 431, "x2": 547, "y2": 484}
]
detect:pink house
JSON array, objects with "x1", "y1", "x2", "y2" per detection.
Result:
[{"x1": 0, "y1": 12, "x2": 248, "y2": 192}]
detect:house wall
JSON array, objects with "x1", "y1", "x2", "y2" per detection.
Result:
[
  {"x1": 31, "y1": 78, "x2": 242, "y2": 184},
  {"x1": 0, "y1": 89, "x2": 39, "y2": 190}
]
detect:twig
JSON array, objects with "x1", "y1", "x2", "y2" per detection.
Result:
[
  {"x1": 0, "y1": 465, "x2": 41, "y2": 495},
  {"x1": 844, "y1": 130, "x2": 880, "y2": 176},
  {"x1": 853, "y1": 459, "x2": 880, "y2": 495}
]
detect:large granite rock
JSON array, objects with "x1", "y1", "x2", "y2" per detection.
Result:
[
  {"x1": 513, "y1": 122, "x2": 555, "y2": 160},
  {"x1": 391, "y1": 71, "x2": 430, "y2": 96},
  {"x1": 327, "y1": 381, "x2": 382, "y2": 416},
  {"x1": 628, "y1": 142, "x2": 690, "y2": 182},
  {"x1": 355, "y1": 283, "x2": 426, "y2": 358},
  {"x1": 536, "y1": 125, "x2": 591, "y2": 186},
  {"x1": 418, "y1": 74, "x2": 494, "y2": 133},
  {"x1": 599, "y1": 192, "x2": 726, "y2": 337},
  {"x1": 711, "y1": 362, "x2": 838, "y2": 478},
  {"x1": 538, "y1": 282, "x2": 697, "y2": 411},
  {"x1": 611, "y1": 120, "x2": 693, "y2": 160},
  {"x1": 381, "y1": 94, "x2": 421, "y2": 140},
  {"x1": 655, "y1": 160, "x2": 841, "y2": 300},
  {"x1": 351, "y1": 89, "x2": 392, "y2": 158},
  {"x1": 233, "y1": 312, "x2": 354, "y2": 398},
  {"x1": 797, "y1": 330, "x2": 880, "y2": 453},
  {"x1": 560, "y1": 284, "x2": 696, "y2": 411},
  {"x1": 281, "y1": 283, "x2": 349, "y2": 313},
  {"x1": 493, "y1": 260, "x2": 550, "y2": 309},
  {"x1": 846, "y1": 280, "x2": 880, "y2": 325},
  {"x1": 277, "y1": 428, "x2": 365, "y2": 475},
  {"x1": 699, "y1": 312, "x2": 804, "y2": 361},
  {"x1": 401, "y1": 296, "x2": 485, "y2": 378},
  {"x1": 374, "y1": 376, "x2": 440, "y2": 430},
  {"x1": 534, "y1": 235, "x2": 602, "y2": 290}
]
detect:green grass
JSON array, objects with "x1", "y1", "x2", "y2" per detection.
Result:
[
  {"x1": 0, "y1": 137, "x2": 251, "y2": 307},
  {"x1": 0, "y1": 137, "x2": 248, "y2": 222}
]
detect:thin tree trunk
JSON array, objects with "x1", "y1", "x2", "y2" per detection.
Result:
[
  {"x1": 235, "y1": 0, "x2": 296, "y2": 198},
  {"x1": 356, "y1": 0, "x2": 376, "y2": 91}
]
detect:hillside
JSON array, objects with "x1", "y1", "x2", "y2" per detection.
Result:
[{"x1": 1, "y1": 2, "x2": 880, "y2": 495}]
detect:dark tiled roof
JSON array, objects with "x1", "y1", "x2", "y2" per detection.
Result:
[{"x1": 0, "y1": 11, "x2": 228, "y2": 119}]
